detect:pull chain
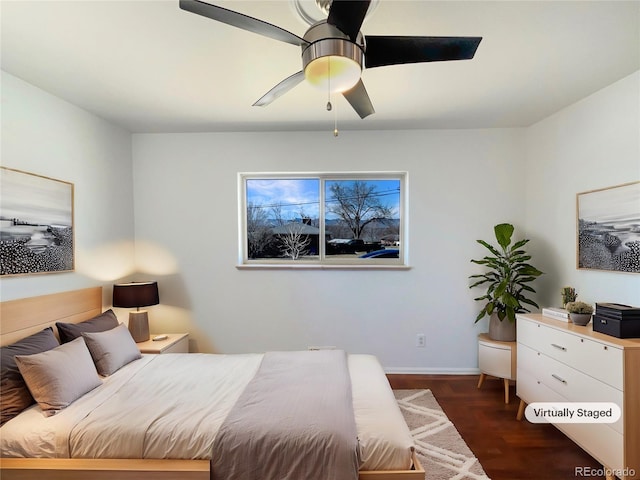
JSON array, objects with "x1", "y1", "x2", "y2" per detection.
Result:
[
  {"x1": 325, "y1": 58, "x2": 338, "y2": 137},
  {"x1": 333, "y1": 99, "x2": 339, "y2": 137}
]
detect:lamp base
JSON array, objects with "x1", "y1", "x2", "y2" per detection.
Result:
[{"x1": 128, "y1": 311, "x2": 150, "y2": 343}]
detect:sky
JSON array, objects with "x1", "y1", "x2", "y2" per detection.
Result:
[
  {"x1": 0, "y1": 168, "x2": 73, "y2": 226},
  {"x1": 246, "y1": 178, "x2": 400, "y2": 220},
  {"x1": 579, "y1": 182, "x2": 639, "y2": 226}
]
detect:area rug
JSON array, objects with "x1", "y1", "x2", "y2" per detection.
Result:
[{"x1": 395, "y1": 389, "x2": 490, "y2": 480}]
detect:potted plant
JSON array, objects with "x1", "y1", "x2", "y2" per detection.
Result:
[
  {"x1": 561, "y1": 286, "x2": 577, "y2": 308},
  {"x1": 565, "y1": 301, "x2": 594, "y2": 326},
  {"x1": 469, "y1": 223, "x2": 544, "y2": 341}
]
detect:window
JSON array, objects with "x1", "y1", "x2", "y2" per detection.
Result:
[{"x1": 239, "y1": 172, "x2": 407, "y2": 268}]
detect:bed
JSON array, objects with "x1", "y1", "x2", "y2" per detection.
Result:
[{"x1": 0, "y1": 287, "x2": 424, "y2": 480}]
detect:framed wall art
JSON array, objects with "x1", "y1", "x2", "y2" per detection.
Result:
[
  {"x1": 0, "y1": 167, "x2": 74, "y2": 276},
  {"x1": 577, "y1": 180, "x2": 640, "y2": 273}
]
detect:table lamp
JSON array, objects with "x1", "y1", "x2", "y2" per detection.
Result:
[{"x1": 112, "y1": 281, "x2": 159, "y2": 342}]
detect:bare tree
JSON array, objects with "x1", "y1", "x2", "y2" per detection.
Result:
[
  {"x1": 327, "y1": 181, "x2": 394, "y2": 239},
  {"x1": 278, "y1": 223, "x2": 312, "y2": 260},
  {"x1": 271, "y1": 203, "x2": 312, "y2": 260},
  {"x1": 246, "y1": 202, "x2": 272, "y2": 258}
]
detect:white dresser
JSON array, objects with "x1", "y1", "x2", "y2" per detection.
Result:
[{"x1": 516, "y1": 314, "x2": 640, "y2": 480}]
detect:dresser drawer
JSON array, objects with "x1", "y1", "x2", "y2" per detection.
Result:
[
  {"x1": 517, "y1": 317, "x2": 623, "y2": 390},
  {"x1": 533, "y1": 348, "x2": 624, "y2": 434},
  {"x1": 517, "y1": 342, "x2": 540, "y2": 378},
  {"x1": 516, "y1": 366, "x2": 624, "y2": 471},
  {"x1": 516, "y1": 368, "x2": 560, "y2": 404},
  {"x1": 556, "y1": 422, "x2": 624, "y2": 472}
]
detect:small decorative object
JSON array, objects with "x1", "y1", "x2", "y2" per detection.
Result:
[
  {"x1": 561, "y1": 286, "x2": 577, "y2": 308},
  {"x1": 577, "y1": 181, "x2": 640, "y2": 273},
  {"x1": 469, "y1": 223, "x2": 544, "y2": 341},
  {"x1": 0, "y1": 167, "x2": 74, "y2": 276},
  {"x1": 594, "y1": 303, "x2": 640, "y2": 338},
  {"x1": 565, "y1": 301, "x2": 594, "y2": 326},
  {"x1": 112, "y1": 281, "x2": 160, "y2": 342}
]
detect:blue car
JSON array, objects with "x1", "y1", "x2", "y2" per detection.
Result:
[{"x1": 359, "y1": 249, "x2": 399, "y2": 259}]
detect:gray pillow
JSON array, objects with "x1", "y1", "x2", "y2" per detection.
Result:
[
  {"x1": 15, "y1": 337, "x2": 101, "y2": 417},
  {"x1": 0, "y1": 327, "x2": 60, "y2": 425},
  {"x1": 82, "y1": 323, "x2": 142, "y2": 376},
  {"x1": 56, "y1": 309, "x2": 119, "y2": 343}
]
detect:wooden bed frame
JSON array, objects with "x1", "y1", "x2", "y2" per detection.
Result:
[{"x1": 0, "y1": 287, "x2": 424, "y2": 480}]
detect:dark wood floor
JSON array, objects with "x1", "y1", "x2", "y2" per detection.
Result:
[{"x1": 387, "y1": 374, "x2": 606, "y2": 480}]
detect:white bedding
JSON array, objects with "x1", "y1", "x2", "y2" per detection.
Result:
[{"x1": 1, "y1": 353, "x2": 413, "y2": 470}]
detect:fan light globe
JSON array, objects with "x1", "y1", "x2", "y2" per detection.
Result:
[{"x1": 304, "y1": 55, "x2": 361, "y2": 93}]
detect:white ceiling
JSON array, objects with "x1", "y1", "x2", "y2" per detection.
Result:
[{"x1": 1, "y1": 0, "x2": 639, "y2": 133}]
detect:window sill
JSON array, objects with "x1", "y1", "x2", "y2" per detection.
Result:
[{"x1": 236, "y1": 264, "x2": 411, "y2": 271}]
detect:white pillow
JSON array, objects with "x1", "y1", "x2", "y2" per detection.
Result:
[
  {"x1": 82, "y1": 323, "x2": 142, "y2": 376},
  {"x1": 15, "y1": 337, "x2": 101, "y2": 417}
]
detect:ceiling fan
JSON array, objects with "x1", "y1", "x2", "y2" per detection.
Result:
[{"x1": 179, "y1": 0, "x2": 482, "y2": 119}]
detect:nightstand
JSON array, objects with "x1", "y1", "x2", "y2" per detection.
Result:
[
  {"x1": 137, "y1": 333, "x2": 189, "y2": 354},
  {"x1": 477, "y1": 333, "x2": 516, "y2": 403}
]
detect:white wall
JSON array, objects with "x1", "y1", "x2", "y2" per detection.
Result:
[
  {"x1": 0, "y1": 72, "x2": 135, "y2": 303},
  {"x1": 524, "y1": 71, "x2": 640, "y2": 308},
  {"x1": 3, "y1": 68, "x2": 637, "y2": 372},
  {"x1": 132, "y1": 129, "x2": 526, "y2": 371}
]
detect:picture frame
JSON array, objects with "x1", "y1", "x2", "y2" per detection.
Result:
[
  {"x1": 576, "y1": 181, "x2": 640, "y2": 273},
  {"x1": 0, "y1": 167, "x2": 75, "y2": 276}
]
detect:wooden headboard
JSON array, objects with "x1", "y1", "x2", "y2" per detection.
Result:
[{"x1": 0, "y1": 287, "x2": 102, "y2": 346}]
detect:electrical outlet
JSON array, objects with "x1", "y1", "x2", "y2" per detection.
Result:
[{"x1": 416, "y1": 334, "x2": 426, "y2": 347}]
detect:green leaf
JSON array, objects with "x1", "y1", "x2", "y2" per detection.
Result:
[
  {"x1": 502, "y1": 292, "x2": 520, "y2": 308},
  {"x1": 476, "y1": 240, "x2": 501, "y2": 257},
  {"x1": 519, "y1": 284, "x2": 536, "y2": 294},
  {"x1": 473, "y1": 294, "x2": 492, "y2": 302},
  {"x1": 518, "y1": 265, "x2": 544, "y2": 276},
  {"x1": 510, "y1": 239, "x2": 529, "y2": 251},
  {"x1": 475, "y1": 307, "x2": 488, "y2": 323},
  {"x1": 494, "y1": 280, "x2": 508, "y2": 297},
  {"x1": 494, "y1": 223, "x2": 514, "y2": 250},
  {"x1": 520, "y1": 297, "x2": 540, "y2": 309}
]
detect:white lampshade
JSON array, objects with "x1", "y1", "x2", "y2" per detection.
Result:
[{"x1": 304, "y1": 55, "x2": 361, "y2": 93}]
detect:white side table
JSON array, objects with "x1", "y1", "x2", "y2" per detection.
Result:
[
  {"x1": 137, "y1": 333, "x2": 189, "y2": 354},
  {"x1": 477, "y1": 333, "x2": 516, "y2": 403}
]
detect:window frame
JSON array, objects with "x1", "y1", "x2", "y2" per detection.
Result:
[{"x1": 237, "y1": 171, "x2": 409, "y2": 269}]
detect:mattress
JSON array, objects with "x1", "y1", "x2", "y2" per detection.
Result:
[{"x1": 0, "y1": 352, "x2": 414, "y2": 470}]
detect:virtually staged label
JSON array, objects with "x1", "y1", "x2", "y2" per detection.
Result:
[{"x1": 524, "y1": 402, "x2": 621, "y2": 423}]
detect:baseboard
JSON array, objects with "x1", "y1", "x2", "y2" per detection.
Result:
[{"x1": 384, "y1": 367, "x2": 481, "y2": 375}]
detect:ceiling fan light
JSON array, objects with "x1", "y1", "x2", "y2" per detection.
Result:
[
  {"x1": 302, "y1": 36, "x2": 363, "y2": 93},
  {"x1": 305, "y1": 55, "x2": 361, "y2": 92}
]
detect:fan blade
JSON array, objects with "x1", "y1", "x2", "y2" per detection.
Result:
[
  {"x1": 364, "y1": 36, "x2": 482, "y2": 69},
  {"x1": 327, "y1": 0, "x2": 371, "y2": 43},
  {"x1": 253, "y1": 71, "x2": 305, "y2": 107},
  {"x1": 179, "y1": 0, "x2": 306, "y2": 47},
  {"x1": 342, "y1": 79, "x2": 375, "y2": 119}
]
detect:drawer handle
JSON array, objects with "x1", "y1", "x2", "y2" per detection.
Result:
[
  {"x1": 552, "y1": 374, "x2": 567, "y2": 384},
  {"x1": 551, "y1": 343, "x2": 567, "y2": 351}
]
